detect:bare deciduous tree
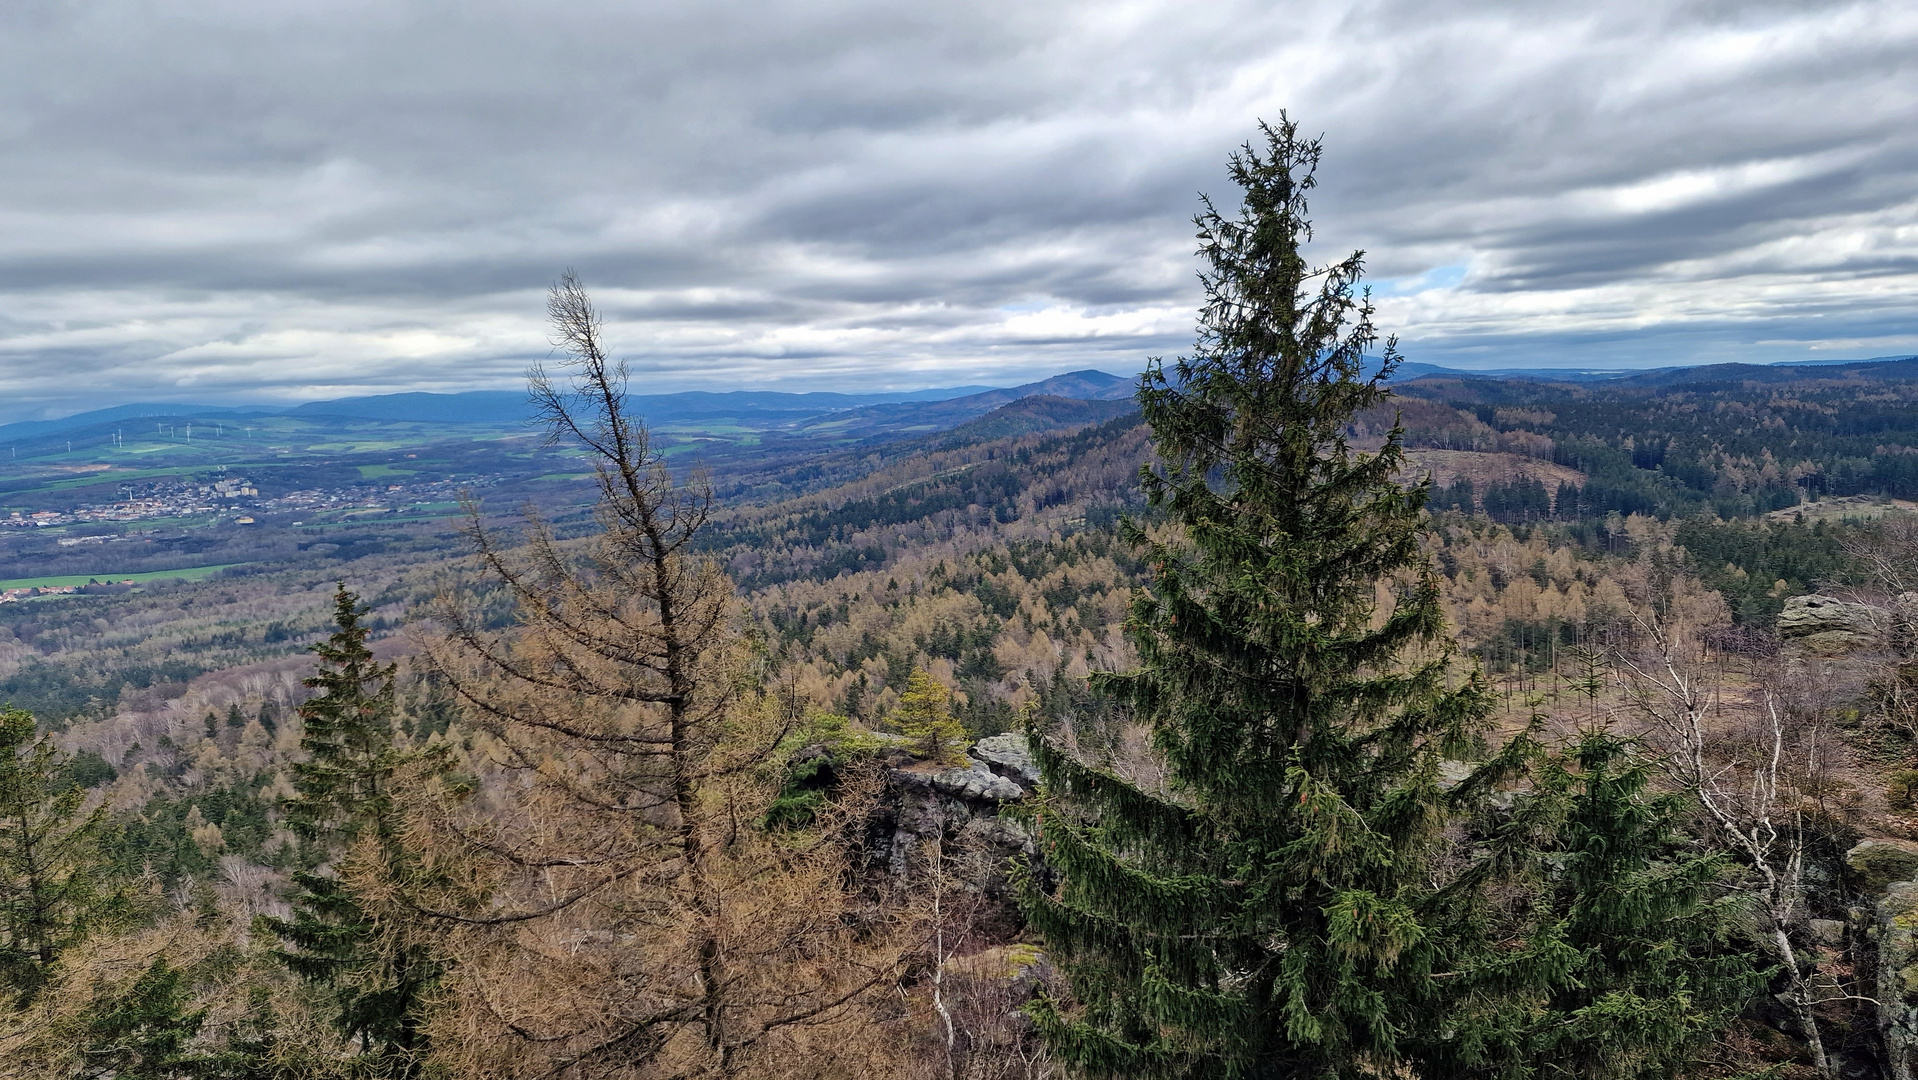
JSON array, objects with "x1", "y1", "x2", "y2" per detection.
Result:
[
  {"x1": 910, "y1": 834, "x2": 1053, "y2": 1080},
  {"x1": 1616, "y1": 603, "x2": 1855, "y2": 1080},
  {"x1": 1843, "y1": 515, "x2": 1918, "y2": 747},
  {"x1": 417, "y1": 273, "x2": 913, "y2": 1079},
  {"x1": 1845, "y1": 514, "x2": 1918, "y2": 597}
]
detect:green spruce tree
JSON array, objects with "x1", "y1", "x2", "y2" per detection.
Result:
[
  {"x1": 1424, "y1": 732, "x2": 1760, "y2": 1078},
  {"x1": 1023, "y1": 118, "x2": 1764, "y2": 1080},
  {"x1": 0, "y1": 706, "x2": 122, "y2": 1006},
  {"x1": 1023, "y1": 115, "x2": 1497, "y2": 1079},
  {"x1": 263, "y1": 585, "x2": 436, "y2": 1078},
  {"x1": 73, "y1": 957, "x2": 208, "y2": 1080}
]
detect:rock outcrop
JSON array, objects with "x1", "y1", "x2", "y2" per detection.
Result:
[
  {"x1": 1778, "y1": 594, "x2": 1887, "y2": 654},
  {"x1": 1881, "y1": 883, "x2": 1918, "y2": 1080},
  {"x1": 971, "y1": 733, "x2": 1042, "y2": 788},
  {"x1": 1846, "y1": 838, "x2": 1918, "y2": 892},
  {"x1": 875, "y1": 733, "x2": 1040, "y2": 886},
  {"x1": 1848, "y1": 839, "x2": 1918, "y2": 1079}
]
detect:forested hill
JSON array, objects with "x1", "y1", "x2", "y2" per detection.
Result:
[
  {"x1": 5, "y1": 356, "x2": 1904, "y2": 740},
  {"x1": 13, "y1": 349, "x2": 1918, "y2": 1077},
  {"x1": 705, "y1": 409, "x2": 1146, "y2": 585},
  {"x1": 1380, "y1": 356, "x2": 1918, "y2": 519}
]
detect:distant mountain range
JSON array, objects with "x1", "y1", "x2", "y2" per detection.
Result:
[
  {"x1": 13, "y1": 353, "x2": 1918, "y2": 448},
  {"x1": 0, "y1": 370, "x2": 1138, "y2": 444},
  {"x1": 282, "y1": 383, "x2": 1005, "y2": 424}
]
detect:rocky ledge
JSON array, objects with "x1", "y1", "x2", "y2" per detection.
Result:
[
  {"x1": 876, "y1": 732, "x2": 1042, "y2": 881},
  {"x1": 888, "y1": 733, "x2": 1042, "y2": 803}
]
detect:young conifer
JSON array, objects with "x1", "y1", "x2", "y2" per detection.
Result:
[
  {"x1": 1023, "y1": 117, "x2": 1497, "y2": 1077},
  {"x1": 420, "y1": 275, "x2": 915, "y2": 1079},
  {"x1": 896, "y1": 668, "x2": 966, "y2": 764},
  {"x1": 264, "y1": 585, "x2": 437, "y2": 1077},
  {"x1": 1423, "y1": 732, "x2": 1759, "y2": 1079},
  {"x1": 0, "y1": 706, "x2": 121, "y2": 1006}
]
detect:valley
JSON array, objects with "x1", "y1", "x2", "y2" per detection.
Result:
[
  {"x1": 8, "y1": 350, "x2": 1918, "y2": 1078},
  {"x1": 13, "y1": 355, "x2": 1918, "y2": 746}
]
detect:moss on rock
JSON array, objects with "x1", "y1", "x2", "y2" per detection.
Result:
[{"x1": 1851, "y1": 839, "x2": 1918, "y2": 893}]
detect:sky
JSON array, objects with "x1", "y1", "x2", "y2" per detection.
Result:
[{"x1": 0, "y1": 0, "x2": 1914, "y2": 421}]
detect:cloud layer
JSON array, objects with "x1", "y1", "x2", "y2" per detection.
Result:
[{"x1": 0, "y1": 0, "x2": 1913, "y2": 419}]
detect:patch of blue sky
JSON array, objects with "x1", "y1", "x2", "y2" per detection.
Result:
[{"x1": 1375, "y1": 264, "x2": 1468, "y2": 297}]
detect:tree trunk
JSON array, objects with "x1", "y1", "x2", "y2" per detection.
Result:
[{"x1": 1773, "y1": 924, "x2": 1832, "y2": 1078}]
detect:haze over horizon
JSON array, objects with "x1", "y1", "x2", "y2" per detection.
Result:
[{"x1": 1, "y1": 0, "x2": 1914, "y2": 424}]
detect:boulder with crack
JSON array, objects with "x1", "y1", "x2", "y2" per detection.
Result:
[
  {"x1": 1778, "y1": 594, "x2": 1887, "y2": 654},
  {"x1": 971, "y1": 732, "x2": 1042, "y2": 788}
]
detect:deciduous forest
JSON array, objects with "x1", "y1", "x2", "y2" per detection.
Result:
[{"x1": 9, "y1": 122, "x2": 1918, "y2": 1079}]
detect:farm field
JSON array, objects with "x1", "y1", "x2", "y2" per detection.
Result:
[{"x1": 0, "y1": 563, "x2": 242, "y2": 590}]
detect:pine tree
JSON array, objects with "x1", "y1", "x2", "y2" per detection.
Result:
[
  {"x1": 1022, "y1": 117, "x2": 1498, "y2": 1078},
  {"x1": 0, "y1": 706, "x2": 122, "y2": 1007},
  {"x1": 263, "y1": 585, "x2": 436, "y2": 1077}
]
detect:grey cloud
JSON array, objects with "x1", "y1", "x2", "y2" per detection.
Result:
[{"x1": 0, "y1": 0, "x2": 1913, "y2": 420}]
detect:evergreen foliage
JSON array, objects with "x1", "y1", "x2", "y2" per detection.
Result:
[
  {"x1": 1483, "y1": 476, "x2": 1552, "y2": 524},
  {"x1": 0, "y1": 705, "x2": 122, "y2": 1006},
  {"x1": 108, "y1": 781, "x2": 276, "y2": 887},
  {"x1": 281, "y1": 587, "x2": 401, "y2": 850},
  {"x1": 1672, "y1": 516, "x2": 1856, "y2": 626},
  {"x1": 1428, "y1": 476, "x2": 1475, "y2": 514},
  {"x1": 896, "y1": 668, "x2": 966, "y2": 763},
  {"x1": 73, "y1": 957, "x2": 208, "y2": 1080},
  {"x1": 262, "y1": 585, "x2": 436, "y2": 1077},
  {"x1": 1024, "y1": 117, "x2": 1497, "y2": 1078},
  {"x1": 1022, "y1": 119, "x2": 1764, "y2": 1079},
  {"x1": 64, "y1": 749, "x2": 118, "y2": 788},
  {"x1": 1422, "y1": 733, "x2": 1761, "y2": 1078}
]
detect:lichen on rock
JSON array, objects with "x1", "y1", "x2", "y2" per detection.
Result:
[
  {"x1": 1847, "y1": 839, "x2": 1918, "y2": 893},
  {"x1": 1880, "y1": 881, "x2": 1918, "y2": 1077},
  {"x1": 971, "y1": 733, "x2": 1041, "y2": 788}
]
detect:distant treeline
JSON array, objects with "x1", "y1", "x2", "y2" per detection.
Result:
[{"x1": 1393, "y1": 364, "x2": 1918, "y2": 520}]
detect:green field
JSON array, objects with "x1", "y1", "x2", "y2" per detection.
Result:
[
  {"x1": 0, "y1": 564, "x2": 242, "y2": 590},
  {"x1": 357, "y1": 463, "x2": 419, "y2": 479}
]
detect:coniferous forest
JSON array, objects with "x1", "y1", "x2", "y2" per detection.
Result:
[{"x1": 11, "y1": 120, "x2": 1918, "y2": 1080}]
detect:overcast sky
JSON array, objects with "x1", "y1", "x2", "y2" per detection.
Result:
[{"x1": 0, "y1": 0, "x2": 1913, "y2": 420}]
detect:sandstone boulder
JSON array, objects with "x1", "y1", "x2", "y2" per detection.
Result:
[
  {"x1": 931, "y1": 763, "x2": 1025, "y2": 802},
  {"x1": 1777, "y1": 594, "x2": 1886, "y2": 653},
  {"x1": 1846, "y1": 838, "x2": 1918, "y2": 892},
  {"x1": 878, "y1": 734, "x2": 1038, "y2": 879},
  {"x1": 972, "y1": 733, "x2": 1041, "y2": 789}
]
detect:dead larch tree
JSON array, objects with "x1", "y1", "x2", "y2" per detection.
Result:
[{"x1": 418, "y1": 273, "x2": 912, "y2": 1080}]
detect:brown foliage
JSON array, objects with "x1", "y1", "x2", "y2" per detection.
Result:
[{"x1": 416, "y1": 275, "x2": 915, "y2": 1079}]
